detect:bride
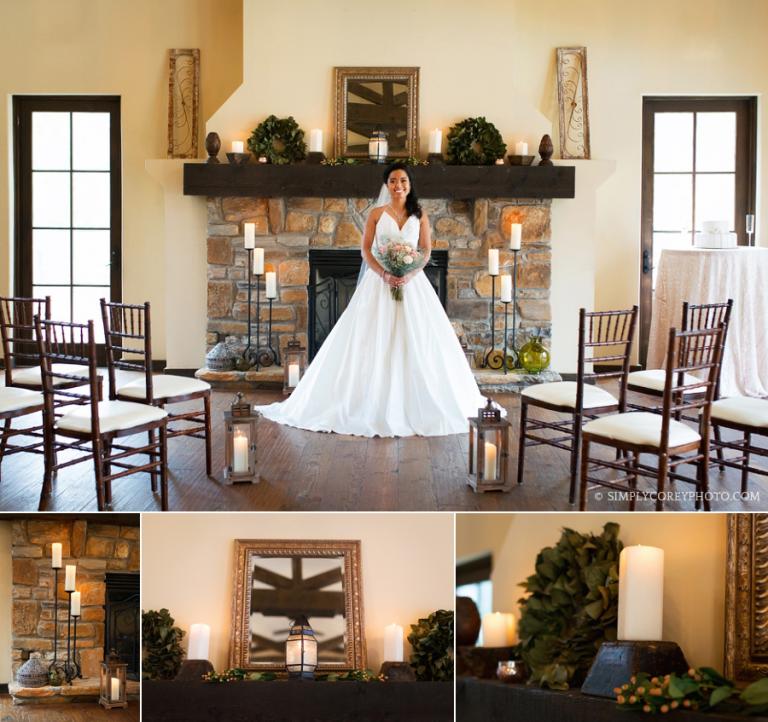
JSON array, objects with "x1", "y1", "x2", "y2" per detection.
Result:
[{"x1": 257, "y1": 162, "x2": 494, "y2": 437}]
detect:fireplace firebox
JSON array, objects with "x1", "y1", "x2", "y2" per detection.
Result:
[{"x1": 104, "y1": 572, "x2": 140, "y2": 680}]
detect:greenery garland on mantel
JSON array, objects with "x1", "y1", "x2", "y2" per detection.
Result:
[{"x1": 247, "y1": 115, "x2": 307, "y2": 165}]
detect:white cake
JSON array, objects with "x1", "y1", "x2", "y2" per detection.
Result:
[{"x1": 694, "y1": 220, "x2": 737, "y2": 249}]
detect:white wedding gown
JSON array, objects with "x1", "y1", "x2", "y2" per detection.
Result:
[{"x1": 256, "y1": 211, "x2": 491, "y2": 437}]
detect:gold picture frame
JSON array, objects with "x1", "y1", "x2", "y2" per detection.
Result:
[
  {"x1": 167, "y1": 48, "x2": 200, "y2": 159},
  {"x1": 334, "y1": 66, "x2": 419, "y2": 159},
  {"x1": 229, "y1": 539, "x2": 366, "y2": 672},
  {"x1": 724, "y1": 513, "x2": 768, "y2": 682},
  {"x1": 556, "y1": 46, "x2": 590, "y2": 160}
]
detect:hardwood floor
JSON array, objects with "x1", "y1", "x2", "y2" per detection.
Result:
[
  {"x1": 0, "y1": 386, "x2": 765, "y2": 512},
  {"x1": 0, "y1": 696, "x2": 138, "y2": 722}
]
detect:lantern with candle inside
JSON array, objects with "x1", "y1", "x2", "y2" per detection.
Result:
[
  {"x1": 223, "y1": 394, "x2": 259, "y2": 483},
  {"x1": 99, "y1": 651, "x2": 128, "y2": 710},
  {"x1": 467, "y1": 398, "x2": 510, "y2": 492},
  {"x1": 581, "y1": 545, "x2": 689, "y2": 698},
  {"x1": 282, "y1": 337, "x2": 307, "y2": 395},
  {"x1": 368, "y1": 129, "x2": 388, "y2": 164},
  {"x1": 285, "y1": 615, "x2": 317, "y2": 680},
  {"x1": 175, "y1": 623, "x2": 215, "y2": 681}
]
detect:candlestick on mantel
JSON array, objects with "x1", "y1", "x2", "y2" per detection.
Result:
[
  {"x1": 265, "y1": 271, "x2": 277, "y2": 299},
  {"x1": 244, "y1": 222, "x2": 256, "y2": 250},
  {"x1": 188, "y1": 624, "x2": 211, "y2": 660},
  {"x1": 617, "y1": 545, "x2": 664, "y2": 641},
  {"x1": 231, "y1": 140, "x2": 244, "y2": 154},
  {"x1": 488, "y1": 249, "x2": 500, "y2": 276},
  {"x1": 309, "y1": 129, "x2": 323, "y2": 153},
  {"x1": 428, "y1": 129, "x2": 442, "y2": 154},
  {"x1": 64, "y1": 565, "x2": 76, "y2": 592},
  {"x1": 510, "y1": 223, "x2": 522, "y2": 251},
  {"x1": 383, "y1": 623, "x2": 404, "y2": 662},
  {"x1": 51, "y1": 542, "x2": 62, "y2": 569}
]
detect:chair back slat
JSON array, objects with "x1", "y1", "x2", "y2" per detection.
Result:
[
  {"x1": 100, "y1": 299, "x2": 153, "y2": 401},
  {"x1": 577, "y1": 306, "x2": 639, "y2": 412},
  {"x1": 35, "y1": 317, "x2": 101, "y2": 436},
  {"x1": 681, "y1": 299, "x2": 733, "y2": 399},
  {"x1": 0, "y1": 296, "x2": 51, "y2": 385},
  {"x1": 660, "y1": 325, "x2": 725, "y2": 450}
]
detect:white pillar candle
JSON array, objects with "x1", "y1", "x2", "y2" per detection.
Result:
[
  {"x1": 515, "y1": 141, "x2": 528, "y2": 155},
  {"x1": 309, "y1": 129, "x2": 323, "y2": 153},
  {"x1": 51, "y1": 543, "x2": 62, "y2": 569},
  {"x1": 244, "y1": 222, "x2": 256, "y2": 249},
  {"x1": 265, "y1": 271, "x2": 277, "y2": 299},
  {"x1": 70, "y1": 591, "x2": 81, "y2": 616},
  {"x1": 231, "y1": 140, "x2": 244, "y2": 154},
  {"x1": 488, "y1": 249, "x2": 499, "y2": 276},
  {"x1": 110, "y1": 677, "x2": 120, "y2": 702},
  {"x1": 505, "y1": 614, "x2": 517, "y2": 645},
  {"x1": 233, "y1": 430, "x2": 249, "y2": 473},
  {"x1": 482, "y1": 612, "x2": 508, "y2": 647},
  {"x1": 500, "y1": 274, "x2": 512, "y2": 303},
  {"x1": 64, "y1": 565, "x2": 76, "y2": 592},
  {"x1": 483, "y1": 441, "x2": 497, "y2": 481},
  {"x1": 617, "y1": 545, "x2": 664, "y2": 641},
  {"x1": 253, "y1": 247, "x2": 265, "y2": 275},
  {"x1": 383, "y1": 623, "x2": 404, "y2": 662},
  {"x1": 510, "y1": 223, "x2": 522, "y2": 250},
  {"x1": 288, "y1": 364, "x2": 300, "y2": 387},
  {"x1": 428, "y1": 129, "x2": 442, "y2": 154},
  {"x1": 188, "y1": 623, "x2": 211, "y2": 660}
]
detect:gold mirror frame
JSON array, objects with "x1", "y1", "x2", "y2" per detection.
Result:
[
  {"x1": 334, "y1": 67, "x2": 419, "y2": 158},
  {"x1": 724, "y1": 514, "x2": 768, "y2": 682},
  {"x1": 229, "y1": 539, "x2": 366, "y2": 672}
]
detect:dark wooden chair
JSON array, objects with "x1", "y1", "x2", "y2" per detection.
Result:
[
  {"x1": 517, "y1": 306, "x2": 638, "y2": 504},
  {"x1": 100, "y1": 300, "x2": 212, "y2": 477},
  {"x1": 579, "y1": 324, "x2": 725, "y2": 511},
  {"x1": 36, "y1": 317, "x2": 169, "y2": 510},
  {"x1": 0, "y1": 386, "x2": 46, "y2": 492}
]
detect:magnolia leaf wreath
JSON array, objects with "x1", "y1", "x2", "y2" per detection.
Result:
[
  {"x1": 446, "y1": 117, "x2": 506, "y2": 165},
  {"x1": 248, "y1": 115, "x2": 307, "y2": 165}
]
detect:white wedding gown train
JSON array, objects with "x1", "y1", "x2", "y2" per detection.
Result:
[{"x1": 256, "y1": 213, "x2": 493, "y2": 437}]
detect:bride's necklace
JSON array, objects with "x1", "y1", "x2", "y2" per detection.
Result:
[{"x1": 387, "y1": 204, "x2": 407, "y2": 224}]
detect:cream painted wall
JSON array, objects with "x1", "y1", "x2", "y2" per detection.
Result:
[
  {"x1": 0, "y1": 0, "x2": 243, "y2": 359},
  {"x1": 0, "y1": 521, "x2": 11, "y2": 685},
  {"x1": 460, "y1": 513, "x2": 728, "y2": 670},
  {"x1": 455, "y1": 513, "x2": 513, "y2": 565},
  {"x1": 141, "y1": 512, "x2": 454, "y2": 673}
]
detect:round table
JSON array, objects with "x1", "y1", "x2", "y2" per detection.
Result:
[{"x1": 648, "y1": 247, "x2": 768, "y2": 398}]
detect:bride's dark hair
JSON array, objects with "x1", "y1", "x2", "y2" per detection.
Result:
[{"x1": 383, "y1": 162, "x2": 423, "y2": 219}]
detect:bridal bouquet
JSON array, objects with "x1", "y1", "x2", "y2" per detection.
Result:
[{"x1": 373, "y1": 240, "x2": 424, "y2": 301}]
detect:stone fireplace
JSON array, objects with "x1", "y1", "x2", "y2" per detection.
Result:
[
  {"x1": 9, "y1": 518, "x2": 140, "y2": 703},
  {"x1": 204, "y1": 195, "x2": 552, "y2": 369}
]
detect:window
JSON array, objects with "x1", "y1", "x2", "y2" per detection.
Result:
[
  {"x1": 13, "y1": 96, "x2": 121, "y2": 343},
  {"x1": 639, "y1": 97, "x2": 756, "y2": 363}
]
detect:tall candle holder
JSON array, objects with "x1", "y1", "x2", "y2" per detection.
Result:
[
  {"x1": 266, "y1": 298, "x2": 279, "y2": 366},
  {"x1": 64, "y1": 590, "x2": 76, "y2": 684},
  {"x1": 502, "y1": 301, "x2": 511, "y2": 375},
  {"x1": 49, "y1": 567, "x2": 61, "y2": 673},
  {"x1": 511, "y1": 249, "x2": 520, "y2": 362},
  {"x1": 71, "y1": 609, "x2": 82, "y2": 680},
  {"x1": 483, "y1": 275, "x2": 498, "y2": 368},
  {"x1": 244, "y1": 247, "x2": 254, "y2": 367}
]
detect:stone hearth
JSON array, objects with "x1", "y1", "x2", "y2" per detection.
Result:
[
  {"x1": 10, "y1": 677, "x2": 140, "y2": 705},
  {"x1": 205, "y1": 196, "x2": 552, "y2": 366},
  {"x1": 10, "y1": 520, "x2": 140, "y2": 684}
]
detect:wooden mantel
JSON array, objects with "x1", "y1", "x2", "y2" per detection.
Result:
[{"x1": 183, "y1": 162, "x2": 575, "y2": 199}]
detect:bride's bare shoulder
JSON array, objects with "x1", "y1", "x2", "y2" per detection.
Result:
[{"x1": 369, "y1": 206, "x2": 385, "y2": 220}]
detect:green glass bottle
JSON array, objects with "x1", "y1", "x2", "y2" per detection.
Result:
[{"x1": 519, "y1": 333, "x2": 550, "y2": 374}]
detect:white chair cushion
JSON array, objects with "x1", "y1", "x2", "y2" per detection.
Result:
[
  {"x1": 521, "y1": 381, "x2": 617, "y2": 409},
  {"x1": 12, "y1": 363, "x2": 90, "y2": 387},
  {"x1": 116, "y1": 374, "x2": 210, "y2": 401},
  {"x1": 583, "y1": 412, "x2": 700, "y2": 448},
  {"x1": 56, "y1": 400, "x2": 167, "y2": 435},
  {"x1": 0, "y1": 387, "x2": 44, "y2": 414},
  {"x1": 711, "y1": 396, "x2": 768, "y2": 429},
  {"x1": 628, "y1": 369, "x2": 701, "y2": 394}
]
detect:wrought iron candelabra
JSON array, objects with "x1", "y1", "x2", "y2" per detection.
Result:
[
  {"x1": 511, "y1": 249, "x2": 520, "y2": 366},
  {"x1": 49, "y1": 567, "x2": 60, "y2": 674},
  {"x1": 483, "y1": 274, "x2": 498, "y2": 368},
  {"x1": 64, "y1": 590, "x2": 78, "y2": 684}
]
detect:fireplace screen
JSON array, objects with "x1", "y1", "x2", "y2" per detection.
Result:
[
  {"x1": 104, "y1": 572, "x2": 140, "y2": 680},
  {"x1": 308, "y1": 249, "x2": 447, "y2": 360}
]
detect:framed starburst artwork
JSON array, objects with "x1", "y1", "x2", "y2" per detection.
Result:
[
  {"x1": 167, "y1": 48, "x2": 200, "y2": 159},
  {"x1": 556, "y1": 47, "x2": 591, "y2": 159}
]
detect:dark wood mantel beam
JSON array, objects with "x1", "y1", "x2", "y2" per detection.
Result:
[{"x1": 183, "y1": 162, "x2": 575, "y2": 200}]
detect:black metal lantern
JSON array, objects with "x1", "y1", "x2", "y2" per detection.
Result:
[
  {"x1": 283, "y1": 338, "x2": 307, "y2": 394},
  {"x1": 285, "y1": 615, "x2": 318, "y2": 680},
  {"x1": 468, "y1": 397, "x2": 511, "y2": 492},
  {"x1": 368, "y1": 129, "x2": 388, "y2": 163}
]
